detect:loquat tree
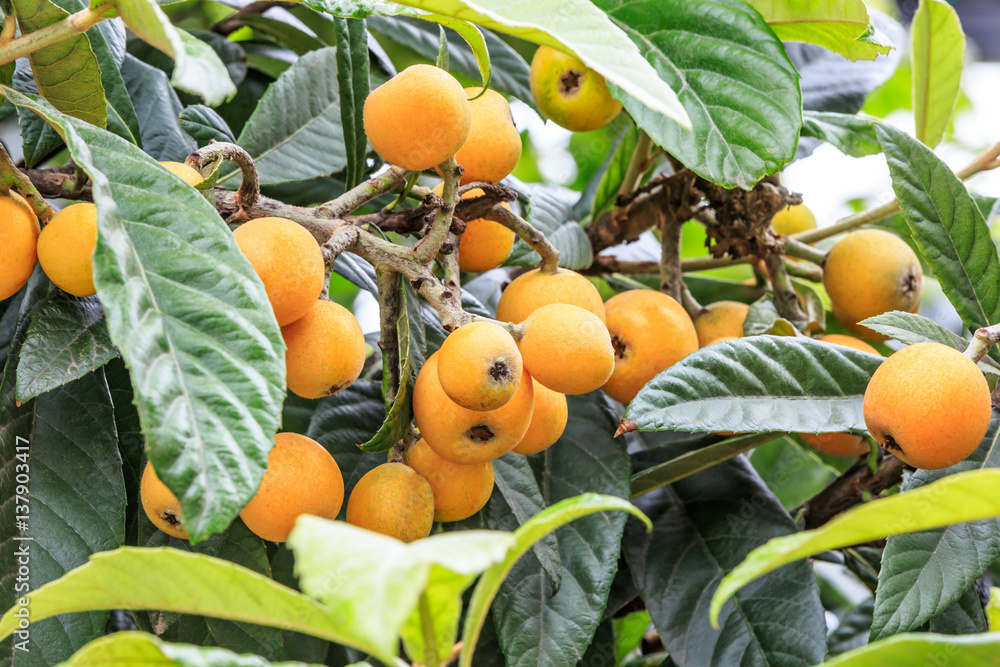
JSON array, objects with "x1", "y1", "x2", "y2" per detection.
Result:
[{"x1": 3, "y1": 0, "x2": 1000, "y2": 666}]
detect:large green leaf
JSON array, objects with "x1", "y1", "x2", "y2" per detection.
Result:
[
  {"x1": 504, "y1": 185, "x2": 593, "y2": 270},
  {"x1": 108, "y1": 0, "x2": 236, "y2": 105},
  {"x1": 800, "y1": 110, "x2": 882, "y2": 158},
  {"x1": 821, "y1": 632, "x2": 1000, "y2": 666},
  {"x1": 12, "y1": 0, "x2": 107, "y2": 127},
  {"x1": 869, "y1": 415, "x2": 1000, "y2": 640},
  {"x1": 0, "y1": 547, "x2": 388, "y2": 659},
  {"x1": 877, "y1": 123, "x2": 1000, "y2": 332},
  {"x1": 1, "y1": 87, "x2": 286, "y2": 542},
  {"x1": 16, "y1": 291, "x2": 116, "y2": 401},
  {"x1": 595, "y1": 0, "x2": 801, "y2": 189},
  {"x1": 624, "y1": 432, "x2": 826, "y2": 667},
  {"x1": 911, "y1": 0, "x2": 964, "y2": 148},
  {"x1": 12, "y1": 60, "x2": 64, "y2": 167},
  {"x1": 460, "y1": 493, "x2": 649, "y2": 667},
  {"x1": 288, "y1": 517, "x2": 514, "y2": 666},
  {"x1": 229, "y1": 47, "x2": 346, "y2": 186},
  {"x1": 334, "y1": 16, "x2": 369, "y2": 189},
  {"x1": 626, "y1": 336, "x2": 882, "y2": 434},
  {"x1": 309, "y1": 0, "x2": 689, "y2": 129},
  {"x1": 84, "y1": 16, "x2": 141, "y2": 144},
  {"x1": 747, "y1": 0, "x2": 892, "y2": 61},
  {"x1": 487, "y1": 392, "x2": 632, "y2": 667},
  {"x1": 121, "y1": 53, "x2": 197, "y2": 161},
  {"x1": 64, "y1": 631, "x2": 323, "y2": 666},
  {"x1": 928, "y1": 584, "x2": 988, "y2": 635},
  {"x1": 710, "y1": 469, "x2": 1000, "y2": 626},
  {"x1": 178, "y1": 104, "x2": 236, "y2": 145}
]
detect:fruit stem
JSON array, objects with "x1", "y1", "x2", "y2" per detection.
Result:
[
  {"x1": 783, "y1": 237, "x2": 827, "y2": 267},
  {"x1": 483, "y1": 205, "x2": 561, "y2": 273},
  {"x1": 319, "y1": 166, "x2": 408, "y2": 219},
  {"x1": 764, "y1": 254, "x2": 807, "y2": 325},
  {"x1": 791, "y1": 140, "x2": 1000, "y2": 245},
  {"x1": 963, "y1": 324, "x2": 1000, "y2": 364},
  {"x1": 187, "y1": 142, "x2": 259, "y2": 222},
  {"x1": 412, "y1": 158, "x2": 461, "y2": 264},
  {"x1": 658, "y1": 211, "x2": 683, "y2": 301},
  {"x1": 0, "y1": 141, "x2": 55, "y2": 223},
  {"x1": 0, "y1": 0, "x2": 113, "y2": 66},
  {"x1": 0, "y1": 16, "x2": 16, "y2": 48},
  {"x1": 782, "y1": 258, "x2": 823, "y2": 282}
]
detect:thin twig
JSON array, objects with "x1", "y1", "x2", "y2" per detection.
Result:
[
  {"x1": 963, "y1": 324, "x2": 1000, "y2": 363},
  {"x1": 0, "y1": 1, "x2": 113, "y2": 66},
  {"x1": 783, "y1": 237, "x2": 828, "y2": 266},
  {"x1": 187, "y1": 142, "x2": 259, "y2": 222},
  {"x1": 796, "y1": 454, "x2": 905, "y2": 530},
  {"x1": 765, "y1": 253, "x2": 807, "y2": 324},
  {"x1": 0, "y1": 143, "x2": 56, "y2": 223},
  {"x1": 659, "y1": 212, "x2": 682, "y2": 301},
  {"x1": 483, "y1": 206, "x2": 561, "y2": 273},
  {"x1": 319, "y1": 166, "x2": 408, "y2": 219}
]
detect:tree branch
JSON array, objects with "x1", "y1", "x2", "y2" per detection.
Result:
[
  {"x1": 796, "y1": 454, "x2": 905, "y2": 530},
  {"x1": 659, "y1": 212, "x2": 682, "y2": 301},
  {"x1": 319, "y1": 166, "x2": 408, "y2": 219},
  {"x1": 187, "y1": 142, "x2": 259, "y2": 222},
  {"x1": 483, "y1": 206, "x2": 560, "y2": 273},
  {"x1": 412, "y1": 158, "x2": 460, "y2": 264},
  {"x1": 964, "y1": 324, "x2": 1000, "y2": 364},
  {"x1": 765, "y1": 253, "x2": 807, "y2": 325}
]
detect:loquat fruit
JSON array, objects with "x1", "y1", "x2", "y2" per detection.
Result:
[
  {"x1": 413, "y1": 352, "x2": 534, "y2": 464},
  {"x1": 37, "y1": 202, "x2": 98, "y2": 297},
  {"x1": 602, "y1": 289, "x2": 698, "y2": 405},
  {"x1": 496, "y1": 268, "x2": 605, "y2": 324},
  {"x1": 346, "y1": 462, "x2": 434, "y2": 542},
  {"x1": 233, "y1": 217, "x2": 324, "y2": 326},
  {"x1": 0, "y1": 191, "x2": 40, "y2": 300},
  {"x1": 771, "y1": 203, "x2": 816, "y2": 236},
  {"x1": 437, "y1": 321, "x2": 523, "y2": 411},
  {"x1": 823, "y1": 229, "x2": 922, "y2": 340},
  {"x1": 140, "y1": 463, "x2": 189, "y2": 540},
  {"x1": 405, "y1": 438, "x2": 494, "y2": 522},
  {"x1": 512, "y1": 377, "x2": 568, "y2": 455},
  {"x1": 283, "y1": 299, "x2": 366, "y2": 399},
  {"x1": 240, "y1": 432, "x2": 345, "y2": 543},
  {"x1": 529, "y1": 45, "x2": 621, "y2": 132},
  {"x1": 863, "y1": 342, "x2": 991, "y2": 469},
  {"x1": 160, "y1": 161, "x2": 203, "y2": 187},
  {"x1": 363, "y1": 64, "x2": 471, "y2": 171},
  {"x1": 694, "y1": 300, "x2": 750, "y2": 348},
  {"x1": 454, "y1": 87, "x2": 522, "y2": 184},
  {"x1": 518, "y1": 303, "x2": 615, "y2": 395},
  {"x1": 817, "y1": 334, "x2": 880, "y2": 355},
  {"x1": 433, "y1": 183, "x2": 514, "y2": 273}
]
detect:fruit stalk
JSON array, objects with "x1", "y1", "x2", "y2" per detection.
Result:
[
  {"x1": 764, "y1": 253, "x2": 807, "y2": 325},
  {"x1": 483, "y1": 205, "x2": 560, "y2": 273},
  {"x1": 186, "y1": 142, "x2": 259, "y2": 221},
  {"x1": 963, "y1": 323, "x2": 1000, "y2": 364},
  {"x1": 319, "y1": 165, "x2": 408, "y2": 219},
  {"x1": 783, "y1": 237, "x2": 828, "y2": 266},
  {"x1": 0, "y1": 141, "x2": 55, "y2": 223}
]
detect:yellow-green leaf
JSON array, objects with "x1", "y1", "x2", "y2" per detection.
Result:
[
  {"x1": 911, "y1": 0, "x2": 965, "y2": 147},
  {"x1": 820, "y1": 632, "x2": 1000, "y2": 666},
  {"x1": 748, "y1": 0, "x2": 893, "y2": 61},
  {"x1": 710, "y1": 468, "x2": 1000, "y2": 627}
]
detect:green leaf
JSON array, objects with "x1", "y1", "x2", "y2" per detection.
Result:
[
  {"x1": 0, "y1": 547, "x2": 387, "y2": 658},
  {"x1": 288, "y1": 516, "x2": 514, "y2": 666},
  {"x1": 928, "y1": 584, "x2": 988, "y2": 635},
  {"x1": 84, "y1": 16, "x2": 141, "y2": 144},
  {"x1": 710, "y1": 468, "x2": 1000, "y2": 626},
  {"x1": 12, "y1": 0, "x2": 107, "y2": 127},
  {"x1": 625, "y1": 336, "x2": 882, "y2": 435},
  {"x1": 747, "y1": 0, "x2": 893, "y2": 61},
  {"x1": 505, "y1": 186, "x2": 593, "y2": 270},
  {"x1": 109, "y1": 0, "x2": 237, "y2": 105},
  {"x1": 876, "y1": 122, "x2": 1000, "y2": 332},
  {"x1": 820, "y1": 632, "x2": 1000, "y2": 666},
  {"x1": 335, "y1": 17, "x2": 369, "y2": 189},
  {"x1": 481, "y1": 392, "x2": 634, "y2": 667},
  {"x1": 179, "y1": 104, "x2": 236, "y2": 145},
  {"x1": 630, "y1": 432, "x2": 781, "y2": 498},
  {"x1": 237, "y1": 14, "x2": 326, "y2": 55},
  {"x1": 460, "y1": 492, "x2": 649, "y2": 667},
  {"x1": 595, "y1": 0, "x2": 801, "y2": 189},
  {"x1": 749, "y1": 437, "x2": 839, "y2": 509},
  {"x1": 624, "y1": 438, "x2": 826, "y2": 667},
  {"x1": 869, "y1": 416, "x2": 1000, "y2": 640},
  {"x1": 591, "y1": 123, "x2": 638, "y2": 221},
  {"x1": 911, "y1": 0, "x2": 965, "y2": 148},
  {"x1": 121, "y1": 54, "x2": 197, "y2": 161},
  {"x1": 13, "y1": 60, "x2": 64, "y2": 167},
  {"x1": 311, "y1": 0, "x2": 689, "y2": 129},
  {"x1": 229, "y1": 47, "x2": 346, "y2": 186},
  {"x1": 1, "y1": 86, "x2": 286, "y2": 542},
  {"x1": 800, "y1": 111, "x2": 882, "y2": 158},
  {"x1": 64, "y1": 631, "x2": 324, "y2": 666},
  {"x1": 16, "y1": 291, "x2": 116, "y2": 400}
]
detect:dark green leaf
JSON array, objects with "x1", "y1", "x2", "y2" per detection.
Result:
[
  {"x1": 749, "y1": 437, "x2": 838, "y2": 509},
  {"x1": 121, "y1": 54, "x2": 197, "y2": 161},
  {"x1": 362, "y1": 276, "x2": 413, "y2": 453},
  {"x1": 827, "y1": 598, "x2": 873, "y2": 656},
  {"x1": 505, "y1": 186, "x2": 592, "y2": 269},
  {"x1": 491, "y1": 392, "x2": 630, "y2": 667},
  {"x1": 876, "y1": 122, "x2": 1000, "y2": 332},
  {"x1": 230, "y1": 47, "x2": 346, "y2": 186},
  {"x1": 591, "y1": 123, "x2": 638, "y2": 220},
  {"x1": 16, "y1": 291, "x2": 116, "y2": 400},
  {"x1": 13, "y1": 0, "x2": 107, "y2": 127},
  {"x1": 927, "y1": 583, "x2": 987, "y2": 635},
  {"x1": 626, "y1": 336, "x2": 883, "y2": 434},
  {"x1": 2, "y1": 86, "x2": 286, "y2": 542},
  {"x1": 179, "y1": 104, "x2": 236, "y2": 145},
  {"x1": 743, "y1": 294, "x2": 782, "y2": 336},
  {"x1": 334, "y1": 17, "x2": 369, "y2": 188},
  {"x1": 239, "y1": 14, "x2": 326, "y2": 55},
  {"x1": 801, "y1": 111, "x2": 882, "y2": 158},
  {"x1": 307, "y1": 380, "x2": 386, "y2": 513},
  {"x1": 13, "y1": 59, "x2": 63, "y2": 167},
  {"x1": 105, "y1": 357, "x2": 144, "y2": 546},
  {"x1": 870, "y1": 414, "x2": 1000, "y2": 640},
  {"x1": 595, "y1": 0, "x2": 801, "y2": 189},
  {"x1": 624, "y1": 433, "x2": 826, "y2": 667}
]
